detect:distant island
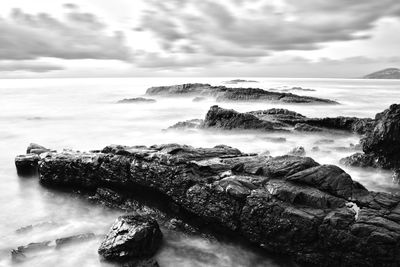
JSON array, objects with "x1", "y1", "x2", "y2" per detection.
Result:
[{"x1": 364, "y1": 68, "x2": 400, "y2": 79}]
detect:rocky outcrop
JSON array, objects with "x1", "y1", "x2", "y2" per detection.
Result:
[
  {"x1": 15, "y1": 154, "x2": 40, "y2": 175},
  {"x1": 146, "y1": 83, "x2": 338, "y2": 104},
  {"x1": 223, "y1": 79, "x2": 258, "y2": 84},
  {"x1": 17, "y1": 143, "x2": 400, "y2": 266},
  {"x1": 364, "y1": 68, "x2": 400, "y2": 79},
  {"x1": 341, "y1": 104, "x2": 400, "y2": 170},
  {"x1": 117, "y1": 97, "x2": 156, "y2": 104},
  {"x1": 98, "y1": 215, "x2": 162, "y2": 262},
  {"x1": 168, "y1": 106, "x2": 373, "y2": 135}
]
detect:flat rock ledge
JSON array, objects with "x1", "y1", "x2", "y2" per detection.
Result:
[
  {"x1": 16, "y1": 144, "x2": 400, "y2": 266},
  {"x1": 146, "y1": 83, "x2": 338, "y2": 104}
]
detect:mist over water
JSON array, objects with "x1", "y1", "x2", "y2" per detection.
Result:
[{"x1": 1, "y1": 77, "x2": 400, "y2": 266}]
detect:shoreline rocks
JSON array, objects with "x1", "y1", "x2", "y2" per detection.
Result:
[
  {"x1": 15, "y1": 143, "x2": 400, "y2": 266},
  {"x1": 168, "y1": 105, "x2": 373, "y2": 134},
  {"x1": 117, "y1": 97, "x2": 156, "y2": 104},
  {"x1": 145, "y1": 83, "x2": 338, "y2": 104},
  {"x1": 341, "y1": 104, "x2": 400, "y2": 172}
]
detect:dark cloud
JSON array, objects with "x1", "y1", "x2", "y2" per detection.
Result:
[
  {"x1": 0, "y1": 61, "x2": 64, "y2": 72},
  {"x1": 137, "y1": 0, "x2": 400, "y2": 67},
  {"x1": 0, "y1": 7, "x2": 131, "y2": 61}
]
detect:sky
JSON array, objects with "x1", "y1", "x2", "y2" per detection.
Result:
[{"x1": 0, "y1": 0, "x2": 399, "y2": 78}]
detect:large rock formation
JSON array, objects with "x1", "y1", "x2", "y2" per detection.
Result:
[
  {"x1": 146, "y1": 83, "x2": 338, "y2": 104},
  {"x1": 169, "y1": 105, "x2": 373, "y2": 134},
  {"x1": 341, "y1": 104, "x2": 400, "y2": 170},
  {"x1": 16, "y1": 143, "x2": 400, "y2": 266},
  {"x1": 98, "y1": 215, "x2": 162, "y2": 262}
]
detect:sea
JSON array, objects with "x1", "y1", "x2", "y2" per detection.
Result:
[{"x1": 1, "y1": 77, "x2": 400, "y2": 266}]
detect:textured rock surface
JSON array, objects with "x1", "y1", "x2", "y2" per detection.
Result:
[
  {"x1": 98, "y1": 215, "x2": 162, "y2": 261},
  {"x1": 18, "y1": 143, "x2": 400, "y2": 266},
  {"x1": 146, "y1": 83, "x2": 337, "y2": 104},
  {"x1": 15, "y1": 154, "x2": 40, "y2": 175},
  {"x1": 341, "y1": 104, "x2": 400, "y2": 170},
  {"x1": 169, "y1": 106, "x2": 373, "y2": 134}
]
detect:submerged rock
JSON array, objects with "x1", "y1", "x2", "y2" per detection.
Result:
[
  {"x1": 167, "y1": 119, "x2": 203, "y2": 130},
  {"x1": 192, "y1": 96, "x2": 207, "y2": 102},
  {"x1": 287, "y1": 146, "x2": 306, "y2": 156},
  {"x1": 146, "y1": 83, "x2": 338, "y2": 104},
  {"x1": 98, "y1": 215, "x2": 162, "y2": 261},
  {"x1": 55, "y1": 233, "x2": 95, "y2": 248},
  {"x1": 18, "y1": 143, "x2": 400, "y2": 266},
  {"x1": 117, "y1": 97, "x2": 156, "y2": 104}
]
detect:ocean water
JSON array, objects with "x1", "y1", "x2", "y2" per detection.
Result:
[{"x1": 1, "y1": 77, "x2": 400, "y2": 266}]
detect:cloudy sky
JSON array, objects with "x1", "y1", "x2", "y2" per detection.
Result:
[{"x1": 0, "y1": 0, "x2": 399, "y2": 78}]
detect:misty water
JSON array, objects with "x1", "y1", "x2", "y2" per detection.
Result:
[{"x1": 1, "y1": 77, "x2": 400, "y2": 266}]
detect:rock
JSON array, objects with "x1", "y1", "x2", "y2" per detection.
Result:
[
  {"x1": 11, "y1": 241, "x2": 53, "y2": 262},
  {"x1": 117, "y1": 97, "x2": 156, "y2": 104},
  {"x1": 26, "y1": 143, "x2": 51, "y2": 154},
  {"x1": 192, "y1": 97, "x2": 206, "y2": 102},
  {"x1": 19, "y1": 143, "x2": 400, "y2": 266},
  {"x1": 15, "y1": 154, "x2": 40, "y2": 175},
  {"x1": 146, "y1": 83, "x2": 338, "y2": 104},
  {"x1": 342, "y1": 104, "x2": 400, "y2": 170},
  {"x1": 55, "y1": 233, "x2": 96, "y2": 248},
  {"x1": 288, "y1": 146, "x2": 305, "y2": 156},
  {"x1": 98, "y1": 215, "x2": 163, "y2": 261},
  {"x1": 202, "y1": 105, "x2": 284, "y2": 131},
  {"x1": 294, "y1": 123, "x2": 323, "y2": 132},
  {"x1": 170, "y1": 106, "x2": 373, "y2": 135},
  {"x1": 223, "y1": 79, "x2": 258, "y2": 84},
  {"x1": 311, "y1": 146, "x2": 320, "y2": 152},
  {"x1": 16, "y1": 221, "x2": 59, "y2": 234},
  {"x1": 167, "y1": 119, "x2": 203, "y2": 130}
]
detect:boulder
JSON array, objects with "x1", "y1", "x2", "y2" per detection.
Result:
[
  {"x1": 287, "y1": 146, "x2": 306, "y2": 156},
  {"x1": 26, "y1": 143, "x2": 51, "y2": 154},
  {"x1": 98, "y1": 215, "x2": 162, "y2": 261}
]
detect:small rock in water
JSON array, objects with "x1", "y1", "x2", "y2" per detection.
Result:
[
  {"x1": 55, "y1": 233, "x2": 96, "y2": 248},
  {"x1": 192, "y1": 96, "x2": 206, "y2": 102},
  {"x1": 263, "y1": 137, "x2": 286, "y2": 143},
  {"x1": 314, "y1": 139, "x2": 334, "y2": 145},
  {"x1": 288, "y1": 146, "x2": 306, "y2": 156},
  {"x1": 11, "y1": 241, "x2": 53, "y2": 262},
  {"x1": 311, "y1": 146, "x2": 320, "y2": 152},
  {"x1": 117, "y1": 97, "x2": 156, "y2": 104},
  {"x1": 98, "y1": 214, "x2": 163, "y2": 261}
]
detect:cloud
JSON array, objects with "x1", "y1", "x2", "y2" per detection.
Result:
[
  {"x1": 0, "y1": 7, "x2": 131, "y2": 61},
  {"x1": 0, "y1": 61, "x2": 64, "y2": 72},
  {"x1": 136, "y1": 0, "x2": 400, "y2": 68}
]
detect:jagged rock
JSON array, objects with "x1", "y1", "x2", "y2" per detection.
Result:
[
  {"x1": 167, "y1": 119, "x2": 203, "y2": 130},
  {"x1": 146, "y1": 83, "x2": 337, "y2": 104},
  {"x1": 202, "y1": 105, "x2": 284, "y2": 131},
  {"x1": 98, "y1": 215, "x2": 162, "y2": 261},
  {"x1": 170, "y1": 106, "x2": 373, "y2": 135},
  {"x1": 117, "y1": 98, "x2": 156, "y2": 104},
  {"x1": 15, "y1": 154, "x2": 40, "y2": 175},
  {"x1": 288, "y1": 146, "x2": 306, "y2": 156},
  {"x1": 341, "y1": 104, "x2": 400, "y2": 171},
  {"x1": 17, "y1": 143, "x2": 400, "y2": 266},
  {"x1": 11, "y1": 241, "x2": 53, "y2": 262}
]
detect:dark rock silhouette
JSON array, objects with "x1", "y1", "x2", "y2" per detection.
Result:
[{"x1": 117, "y1": 97, "x2": 156, "y2": 104}]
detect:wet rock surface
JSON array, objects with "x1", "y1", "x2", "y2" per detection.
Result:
[
  {"x1": 168, "y1": 105, "x2": 374, "y2": 135},
  {"x1": 98, "y1": 215, "x2": 162, "y2": 262},
  {"x1": 145, "y1": 83, "x2": 337, "y2": 104},
  {"x1": 17, "y1": 143, "x2": 400, "y2": 266},
  {"x1": 341, "y1": 104, "x2": 400, "y2": 171}
]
